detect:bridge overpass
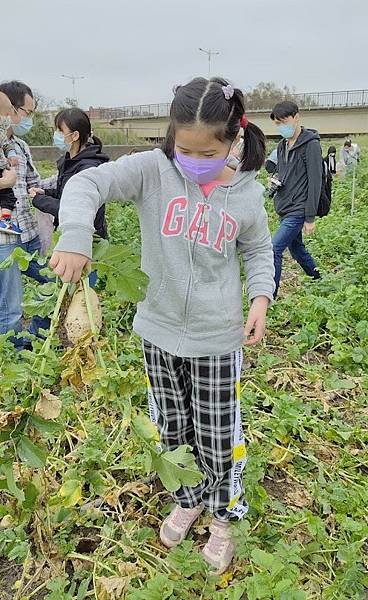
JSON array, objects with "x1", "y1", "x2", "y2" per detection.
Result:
[{"x1": 105, "y1": 89, "x2": 368, "y2": 140}]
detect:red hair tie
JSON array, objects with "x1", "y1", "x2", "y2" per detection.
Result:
[{"x1": 240, "y1": 114, "x2": 248, "y2": 129}]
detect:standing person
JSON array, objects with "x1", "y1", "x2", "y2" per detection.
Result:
[
  {"x1": 0, "y1": 91, "x2": 21, "y2": 234},
  {"x1": 324, "y1": 146, "x2": 336, "y2": 203},
  {"x1": 324, "y1": 145, "x2": 337, "y2": 175},
  {"x1": 50, "y1": 77, "x2": 275, "y2": 574},
  {"x1": 29, "y1": 108, "x2": 109, "y2": 296},
  {"x1": 269, "y1": 101, "x2": 322, "y2": 297},
  {"x1": 340, "y1": 140, "x2": 352, "y2": 165},
  {"x1": 0, "y1": 81, "x2": 55, "y2": 344},
  {"x1": 29, "y1": 108, "x2": 109, "y2": 240},
  {"x1": 347, "y1": 138, "x2": 360, "y2": 163},
  {"x1": 340, "y1": 140, "x2": 358, "y2": 171}
]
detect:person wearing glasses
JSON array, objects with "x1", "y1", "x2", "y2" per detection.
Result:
[
  {"x1": 0, "y1": 91, "x2": 21, "y2": 234},
  {"x1": 0, "y1": 80, "x2": 55, "y2": 347}
]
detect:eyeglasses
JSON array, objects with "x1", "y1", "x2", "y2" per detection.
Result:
[{"x1": 13, "y1": 105, "x2": 34, "y2": 118}]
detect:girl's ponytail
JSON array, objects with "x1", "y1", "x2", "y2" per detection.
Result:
[
  {"x1": 239, "y1": 121, "x2": 266, "y2": 172},
  {"x1": 90, "y1": 134, "x2": 103, "y2": 151}
]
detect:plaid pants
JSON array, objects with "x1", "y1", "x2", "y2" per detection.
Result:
[{"x1": 143, "y1": 340, "x2": 248, "y2": 521}]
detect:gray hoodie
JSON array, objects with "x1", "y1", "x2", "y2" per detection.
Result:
[{"x1": 55, "y1": 149, "x2": 275, "y2": 357}]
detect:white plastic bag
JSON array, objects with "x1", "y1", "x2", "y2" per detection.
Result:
[{"x1": 35, "y1": 209, "x2": 54, "y2": 256}]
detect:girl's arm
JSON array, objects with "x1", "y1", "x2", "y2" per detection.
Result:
[
  {"x1": 237, "y1": 199, "x2": 275, "y2": 346},
  {"x1": 50, "y1": 152, "x2": 160, "y2": 282},
  {"x1": 237, "y1": 199, "x2": 275, "y2": 304},
  {"x1": 55, "y1": 152, "x2": 156, "y2": 261}
]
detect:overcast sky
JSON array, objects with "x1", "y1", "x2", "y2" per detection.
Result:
[{"x1": 4, "y1": 0, "x2": 367, "y2": 109}]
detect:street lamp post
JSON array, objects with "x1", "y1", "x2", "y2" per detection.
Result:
[
  {"x1": 61, "y1": 74, "x2": 85, "y2": 105},
  {"x1": 198, "y1": 48, "x2": 220, "y2": 78}
]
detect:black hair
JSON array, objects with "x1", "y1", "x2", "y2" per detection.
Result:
[
  {"x1": 343, "y1": 140, "x2": 352, "y2": 148},
  {"x1": 162, "y1": 77, "x2": 265, "y2": 172},
  {"x1": 270, "y1": 101, "x2": 299, "y2": 121},
  {"x1": 327, "y1": 145, "x2": 336, "y2": 154},
  {"x1": 0, "y1": 80, "x2": 33, "y2": 108},
  {"x1": 55, "y1": 108, "x2": 102, "y2": 152}
]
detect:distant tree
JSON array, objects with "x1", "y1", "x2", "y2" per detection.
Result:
[
  {"x1": 245, "y1": 82, "x2": 299, "y2": 111},
  {"x1": 23, "y1": 90, "x2": 54, "y2": 145},
  {"x1": 64, "y1": 97, "x2": 78, "y2": 107}
]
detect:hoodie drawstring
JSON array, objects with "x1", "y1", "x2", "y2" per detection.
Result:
[
  {"x1": 184, "y1": 179, "x2": 195, "y2": 281},
  {"x1": 223, "y1": 186, "x2": 231, "y2": 260},
  {"x1": 185, "y1": 180, "x2": 232, "y2": 274}
]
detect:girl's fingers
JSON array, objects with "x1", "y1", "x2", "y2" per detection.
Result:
[
  {"x1": 49, "y1": 255, "x2": 58, "y2": 269},
  {"x1": 243, "y1": 319, "x2": 265, "y2": 346},
  {"x1": 52, "y1": 261, "x2": 66, "y2": 278}
]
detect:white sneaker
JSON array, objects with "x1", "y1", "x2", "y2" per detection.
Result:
[{"x1": 160, "y1": 503, "x2": 205, "y2": 548}]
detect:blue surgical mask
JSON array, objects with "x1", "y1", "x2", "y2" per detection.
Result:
[
  {"x1": 277, "y1": 123, "x2": 295, "y2": 139},
  {"x1": 53, "y1": 131, "x2": 71, "y2": 152},
  {"x1": 11, "y1": 116, "x2": 33, "y2": 137}
]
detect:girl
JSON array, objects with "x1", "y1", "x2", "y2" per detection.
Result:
[
  {"x1": 29, "y1": 108, "x2": 109, "y2": 243},
  {"x1": 49, "y1": 77, "x2": 275, "y2": 574}
]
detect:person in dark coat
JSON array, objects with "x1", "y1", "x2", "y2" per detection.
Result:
[
  {"x1": 28, "y1": 108, "x2": 109, "y2": 338},
  {"x1": 269, "y1": 100, "x2": 322, "y2": 297},
  {"x1": 324, "y1": 145, "x2": 336, "y2": 175},
  {"x1": 29, "y1": 108, "x2": 109, "y2": 239},
  {"x1": 323, "y1": 145, "x2": 336, "y2": 202}
]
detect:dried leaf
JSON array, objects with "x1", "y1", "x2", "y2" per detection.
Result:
[
  {"x1": 121, "y1": 481, "x2": 150, "y2": 497},
  {"x1": 97, "y1": 576, "x2": 129, "y2": 600},
  {"x1": 0, "y1": 515, "x2": 14, "y2": 529},
  {"x1": 117, "y1": 561, "x2": 144, "y2": 578},
  {"x1": 0, "y1": 406, "x2": 25, "y2": 429},
  {"x1": 104, "y1": 489, "x2": 121, "y2": 508},
  {"x1": 35, "y1": 389, "x2": 62, "y2": 420},
  {"x1": 285, "y1": 486, "x2": 312, "y2": 508}
]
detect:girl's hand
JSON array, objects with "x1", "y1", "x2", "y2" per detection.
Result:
[
  {"x1": 243, "y1": 296, "x2": 269, "y2": 346},
  {"x1": 28, "y1": 187, "x2": 44, "y2": 198},
  {"x1": 50, "y1": 251, "x2": 90, "y2": 283}
]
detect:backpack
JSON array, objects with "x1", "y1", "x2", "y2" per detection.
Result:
[{"x1": 317, "y1": 159, "x2": 332, "y2": 218}]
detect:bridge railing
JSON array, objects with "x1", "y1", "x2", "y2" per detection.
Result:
[
  {"x1": 295, "y1": 89, "x2": 368, "y2": 109},
  {"x1": 101, "y1": 90, "x2": 368, "y2": 120}
]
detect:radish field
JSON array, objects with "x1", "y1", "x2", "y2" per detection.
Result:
[{"x1": 0, "y1": 142, "x2": 367, "y2": 600}]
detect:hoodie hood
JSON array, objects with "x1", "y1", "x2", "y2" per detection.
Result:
[
  {"x1": 58, "y1": 143, "x2": 109, "y2": 170},
  {"x1": 289, "y1": 127, "x2": 320, "y2": 151}
]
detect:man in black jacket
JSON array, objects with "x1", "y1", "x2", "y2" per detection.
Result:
[{"x1": 270, "y1": 101, "x2": 321, "y2": 297}]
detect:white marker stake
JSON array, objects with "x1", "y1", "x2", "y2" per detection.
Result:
[{"x1": 351, "y1": 165, "x2": 356, "y2": 216}]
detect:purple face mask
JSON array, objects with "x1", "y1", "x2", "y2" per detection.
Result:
[{"x1": 174, "y1": 151, "x2": 227, "y2": 184}]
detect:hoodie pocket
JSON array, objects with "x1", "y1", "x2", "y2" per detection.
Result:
[
  {"x1": 187, "y1": 280, "x2": 243, "y2": 334},
  {"x1": 144, "y1": 274, "x2": 188, "y2": 324}
]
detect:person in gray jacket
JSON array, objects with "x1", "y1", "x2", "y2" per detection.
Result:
[
  {"x1": 270, "y1": 101, "x2": 322, "y2": 297},
  {"x1": 49, "y1": 77, "x2": 275, "y2": 574}
]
